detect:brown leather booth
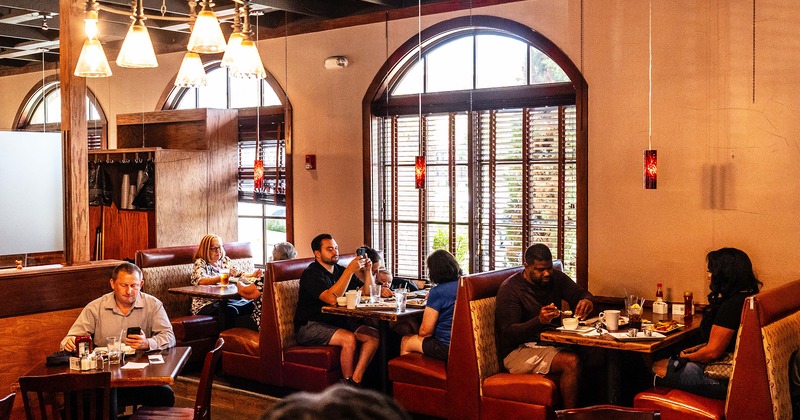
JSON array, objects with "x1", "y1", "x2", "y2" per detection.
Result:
[
  {"x1": 135, "y1": 242, "x2": 254, "y2": 362},
  {"x1": 219, "y1": 255, "x2": 357, "y2": 392},
  {"x1": 634, "y1": 279, "x2": 800, "y2": 420},
  {"x1": 388, "y1": 267, "x2": 523, "y2": 419},
  {"x1": 389, "y1": 266, "x2": 558, "y2": 420}
]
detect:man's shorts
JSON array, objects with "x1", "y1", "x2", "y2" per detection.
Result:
[
  {"x1": 295, "y1": 321, "x2": 341, "y2": 346},
  {"x1": 422, "y1": 337, "x2": 450, "y2": 361},
  {"x1": 503, "y1": 343, "x2": 563, "y2": 374}
]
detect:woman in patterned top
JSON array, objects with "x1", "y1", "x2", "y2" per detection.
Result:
[{"x1": 191, "y1": 234, "x2": 262, "y2": 328}]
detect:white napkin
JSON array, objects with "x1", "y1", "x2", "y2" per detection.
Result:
[{"x1": 121, "y1": 362, "x2": 148, "y2": 369}]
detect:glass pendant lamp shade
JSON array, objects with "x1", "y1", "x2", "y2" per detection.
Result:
[
  {"x1": 415, "y1": 156, "x2": 426, "y2": 189},
  {"x1": 75, "y1": 39, "x2": 112, "y2": 77},
  {"x1": 644, "y1": 149, "x2": 657, "y2": 189},
  {"x1": 221, "y1": 32, "x2": 245, "y2": 68},
  {"x1": 116, "y1": 20, "x2": 158, "y2": 68},
  {"x1": 188, "y1": 9, "x2": 226, "y2": 54},
  {"x1": 174, "y1": 52, "x2": 207, "y2": 87},
  {"x1": 230, "y1": 39, "x2": 266, "y2": 79}
]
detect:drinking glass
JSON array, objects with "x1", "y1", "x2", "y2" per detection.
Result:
[
  {"x1": 395, "y1": 289, "x2": 408, "y2": 313},
  {"x1": 107, "y1": 336, "x2": 121, "y2": 365},
  {"x1": 219, "y1": 268, "x2": 230, "y2": 286},
  {"x1": 369, "y1": 284, "x2": 381, "y2": 304}
]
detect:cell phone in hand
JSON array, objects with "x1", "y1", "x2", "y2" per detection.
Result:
[
  {"x1": 356, "y1": 246, "x2": 366, "y2": 258},
  {"x1": 126, "y1": 327, "x2": 142, "y2": 337}
]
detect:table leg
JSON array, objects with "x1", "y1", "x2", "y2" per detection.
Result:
[
  {"x1": 110, "y1": 388, "x2": 118, "y2": 420},
  {"x1": 378, "y1": 320, "x2": 390, "y2": 394},
  {"x1": 218, "y1": 298, "x2": 229, "y2": 331},
  {"x1": 606, "y1": 350, "x2": 621, "y2": 405}
]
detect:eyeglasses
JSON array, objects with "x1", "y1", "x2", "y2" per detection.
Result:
[{"x1": 210, "y1": 246, "x2": 222, "y2": 252}]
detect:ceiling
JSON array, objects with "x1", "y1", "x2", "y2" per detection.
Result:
[{"x1": 0, "y1": 0, "x2": 448, "y2": 74}]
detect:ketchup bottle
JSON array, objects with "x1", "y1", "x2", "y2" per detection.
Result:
[
  {"x1": 683, "y1": 291, "x2": 693, "y2": 319},
  {"x1": 656, "y1": 283, "x2": 663, "y2": 300},
  {"x1": 74, "y1": 334, "x2": 93, "y2": 356}
]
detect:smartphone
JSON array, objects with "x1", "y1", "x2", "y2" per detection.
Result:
[
  {"x1": 126, "y1": 327, "x2": 142, "y2": 337},
  {"x1": 356, "y1": 247, "x2": 366, "y2": 258}
]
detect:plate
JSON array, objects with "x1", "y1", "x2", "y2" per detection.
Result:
[
  {"x1": 556, "y1": 326, "x2": 594, "y2": 334},
  {"x1": 406, "y1": 298, "x2": 426, "y2": 309},
  {"x1": 609, "y1": 331, "x2": 665, "y2": 341},
  {"x1": 647, "y1": 322, "x2": 684, "y2": 334}
]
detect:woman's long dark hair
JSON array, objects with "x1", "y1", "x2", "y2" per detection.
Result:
[{"x1": 706, "y1": 247, "x2": 761, "y2": 304}]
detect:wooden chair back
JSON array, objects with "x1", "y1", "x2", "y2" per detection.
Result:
[
  {"x1": 0, "y1": 393, "x2": 14, "y2": 420},
  {"x1": 194, "y1": 338, "x2": 225, "y2": 420},
  {"x1": 19, "y1": 372, "x2": 110, "y2": 420}
]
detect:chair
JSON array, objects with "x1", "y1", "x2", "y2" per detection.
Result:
[
  {"x1": 132, "y1": 337, "x2": 225, "y2": 420},
  {"x1": 0, "y1": 393, "x2": 15, "y2": 420},
  {"x1": 19, "y1": 371, "x2": 110, "y2": 420},
  {"x1": 556, "y1": 405, "x2": 660, "y2": 420}
]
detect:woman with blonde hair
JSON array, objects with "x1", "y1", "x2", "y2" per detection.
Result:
[{"x1": 191, "y1": 234, "x2": 262, "y2": 328}]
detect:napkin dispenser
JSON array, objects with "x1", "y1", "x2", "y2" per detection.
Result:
[{"x1": 653, "y1": 300, "x2": 669, "y2": 314}]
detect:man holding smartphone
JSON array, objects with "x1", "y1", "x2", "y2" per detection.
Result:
[{"x1": 61, "y1": 262, "x2": 176, "y2": 407}]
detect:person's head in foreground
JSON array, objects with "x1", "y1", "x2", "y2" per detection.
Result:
[{"x1": 260, "y1": 384, "x2": 411, "y2": 420}]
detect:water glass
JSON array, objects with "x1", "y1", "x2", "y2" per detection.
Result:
[
  {"x1": 107, "y1": 336, "x2": 121, "y2": 365},
  {"x1": 369, "y1": 284, "x2": 381, "y2": 303},
  {"x1": 395, "y1": 289, "x2": 408, "y2": 313}
]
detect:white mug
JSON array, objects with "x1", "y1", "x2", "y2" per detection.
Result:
[
  {"x1": 346, "y1": 290, "x2": 361, "y2": 309},
  {"x1": 562, "y1": 317, "x2": 579, "y2": 330},
  {"x1": 599, "y1": 309, "x2": 621, "y2": 331}
]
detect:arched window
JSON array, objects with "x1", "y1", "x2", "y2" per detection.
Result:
[
  {"x1": 15, "y1": 76, "x2": 107, "y2": 149},
  {"x1": 366, "y1": 16, "x2": 587, "y2": 284},
  {"x1": 163, "y1": 62, "x2": 291, "y2": 266}
]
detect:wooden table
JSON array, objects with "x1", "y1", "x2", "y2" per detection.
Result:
[
  {"x1": 322, "y1": 303, "x2": 424, "y2": 393},
  {"x1": 539, "y1": 310, "x2": 702, "y2": 404},
  {"x1": 169, "y1": 284, "x2": 240, "y2": 329},
  {"x1": 21, "y1": 346, "x2": 191, "y2": 419}
]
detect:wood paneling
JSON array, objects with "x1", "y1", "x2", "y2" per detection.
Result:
[
  {"x1": 1, "y1": 307, "x2": 83, "y2": 419},
  {"x1": 154, "y1": 149, "x2": 209, "y2": 247},
  {"x1": 0, "y1": 260, "x2": 121, "y2": 318}
]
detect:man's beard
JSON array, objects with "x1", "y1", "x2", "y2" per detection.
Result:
[{"x1": 321, "y1": 255, "x2": 339, "y2": 265}]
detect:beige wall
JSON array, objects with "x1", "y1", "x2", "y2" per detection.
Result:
[{"x1": 2, "y1": 0, "x2": 798, "y2": 303}]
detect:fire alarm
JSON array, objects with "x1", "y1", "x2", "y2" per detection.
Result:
[{"x1": 305, "y1": 154, "x2": 316, "y2": 170}]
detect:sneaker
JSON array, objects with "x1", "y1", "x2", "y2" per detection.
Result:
[{"x1": 339, "y1": 377, "x2": 362, "y2": 388}]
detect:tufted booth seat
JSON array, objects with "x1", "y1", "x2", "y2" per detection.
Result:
[
  {"x1": 135, "y1": 242, "x2": 254, "y2": 363},
  {"x1": 634, "y1": 279, "x2": 800, "y2": 420},
  {"x1": 219, "y1": 255, "x2": 357, "y2": 392}
]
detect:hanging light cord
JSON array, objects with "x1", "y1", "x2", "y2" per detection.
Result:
[
  {"x1": 752, "y1": 0, "x2": 756, "y2": 103},
  {"x1": 647, "y1": 0, "x2": 652, "y2": 150},
  {"x1": 417, "y1": 0, "x2": 422, "y2": 148}
]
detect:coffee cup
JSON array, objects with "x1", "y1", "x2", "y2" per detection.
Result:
[
  {"x1": 346, "y1": 290, "x2": 361, "y2": 309},
  {"x1": 599, "y1": 309, "x2": 621, "y2": 331},
  {"x1": 562, "y1": 317, "x2": 579, "y2": 330}
]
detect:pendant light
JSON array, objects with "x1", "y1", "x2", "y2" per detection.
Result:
[
  {"x1": 643, "y1": 0, "x2": 657, "y2": 189},
  {"x1": 414, "y1": 0, "x2": 425, "y2": 190},
  {"x1": 187, "y1": 0, "x2": 226, "y2": 54},
  {"x1": 174, "y1": 52, "x2": 206, "y2": 87},
  {"x1": 74, "y1": 6, "x2": 112, "y2": 77},
  {"x1": 230, "y1": 3, "x2": 266, "y2": 80},
  {"x1": 116, "y1": 0, "x2": 157, "y2": 68},
  {"x1": 221, "y1": 2, "x2": 244, "y2": 69}
]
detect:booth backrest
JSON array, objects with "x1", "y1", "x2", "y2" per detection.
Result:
[
  {"x1": 448, "y1": 267, "x2": 523, "y2": 419},
  {"x1": 260, "y1": 254, "x2": 357, "y2": 383},
  {"x1": 135, "y1": 242, "x2": 253, "y2": 318},
  {"x1": 726, "y1": 279, "x2": 800, "y2": 419}
]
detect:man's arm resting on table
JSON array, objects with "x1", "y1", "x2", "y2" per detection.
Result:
[{"x1": 147, "y1": 305, "x2": 177, "y2": 350}]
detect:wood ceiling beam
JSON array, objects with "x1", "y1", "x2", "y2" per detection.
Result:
[
  {"x1": 0, "y1": 22, "x2": 51, "y2": 41},
  {"x1": 0, "y1": 0, "x2": 59, "y2": 15},
  {"x1": 248, "y1": 0, "x2": 333, "y2": 18}
]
